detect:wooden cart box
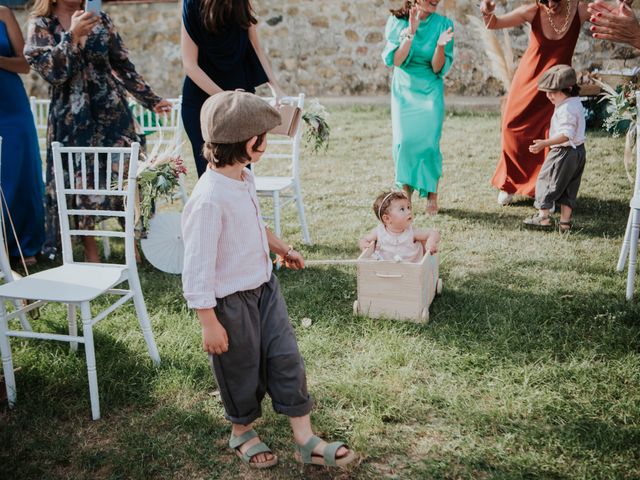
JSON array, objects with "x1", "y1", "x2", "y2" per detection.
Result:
[{"x1": 353, "y1": 245, "x2": 442, "y2": 323}]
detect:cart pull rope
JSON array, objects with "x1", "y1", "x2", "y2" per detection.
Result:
[{"x1": 304, "y1": 259, "x2": 359, "y2": 265}]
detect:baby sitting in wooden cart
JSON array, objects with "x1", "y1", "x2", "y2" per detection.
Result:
[{"x1": 356, "y1": 191, "x2": 442, "y2": 323}]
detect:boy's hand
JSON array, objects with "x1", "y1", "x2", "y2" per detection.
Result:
[
  {"x1": 202, "y1": 321, "x2": 229, "y2": 355},
  {"x1": 529, "y1": 139, "x2": 546, "y2": 154},
  {"x1": 426, "y1": 240, "x2": 439, "y2": 254},
  {"x1": 283, "y1": 249, "x2": 305, "y2": 270}
]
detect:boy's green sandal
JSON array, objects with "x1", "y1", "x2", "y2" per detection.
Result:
[
  {"x1": 294, "y1": 435, "x2": 357, "y2": 467},
  {"x1": 523, "y1": 214, "x2": 553, "y2": 230},
  {"x1": 229, "y1": 430, "x2": 278, "y2": 469}
]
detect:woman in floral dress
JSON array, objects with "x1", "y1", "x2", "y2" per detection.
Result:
[{"x1": 25, "y1": 0, "x2": 170, "y2": 262}]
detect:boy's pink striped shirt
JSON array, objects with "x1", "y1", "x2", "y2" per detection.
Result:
[{"x1": 181, "y1": 168, "x2": 272, "y2": 309}]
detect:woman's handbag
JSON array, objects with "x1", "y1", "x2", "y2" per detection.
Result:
[{"x1": 270, "y1": 104, "x2": 302, "y2": 137}]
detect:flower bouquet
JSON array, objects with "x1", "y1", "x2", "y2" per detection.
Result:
[
  {"x1": 595, "y1": 76, "x2": 639, "y2": 182},
  {"x1": 135, "y1": 137, "x2": 187, "y2": 231},
  {"x1": 302, "y1": 98, "x2": 331, "y2": 154}
]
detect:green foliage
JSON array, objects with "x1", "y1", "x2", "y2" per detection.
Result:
[
  {"x1": 600, "y1": 79, "x2": 638, "y2": 135},
  {"x1": 136, "y1": 156, "x2": 187, "y2": 231},
  {"x1": 302, "y1": 98, "x2": 331, "y2": 154}
]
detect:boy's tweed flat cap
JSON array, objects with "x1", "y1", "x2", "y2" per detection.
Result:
[
  {"x1": 538, "y1": 64, "x2": 577, "y2": 92},
  {"x1": 200, "y1": 91, "x2": 282, "y2": 144}
]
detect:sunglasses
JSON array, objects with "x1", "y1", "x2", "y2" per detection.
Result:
[{"x1": 539, "y1": 0, "x2": 562, "y2": 4}]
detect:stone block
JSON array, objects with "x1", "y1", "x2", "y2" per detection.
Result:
[
  {"x1": 365, "y1": 31, "x2": 384, "y2": 43},
  {"x1": 345, "y1": 29, "x2": 359, "y2": 41},
  {"x1": 310, "y1": 16, "x2": 329, "y2": 28}
]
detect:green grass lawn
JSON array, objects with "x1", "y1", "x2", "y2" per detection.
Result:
[{"x1": 1, "y1": 106, "x2": 639, "y2": 479}]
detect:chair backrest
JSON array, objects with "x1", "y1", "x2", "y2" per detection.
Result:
[
  {"x1": 29, "y1": 97, "x2": 50, "y2": 152},
  {"x1": 256, "y1": 93, "x2": 305, "y2": 180},
  {"x1": 51, "y1": 142, "x2": 140, "y2": 266},
  {"x1": 129, "y1": 97, "x2": 183, "y2": 152}
]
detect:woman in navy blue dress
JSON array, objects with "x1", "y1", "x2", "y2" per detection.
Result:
[
  {"x1": 181, "y1": 0, "x2": 285, "y2": 177},
  {"x1": 0, "y1": 6, "x2": 45, "y2": 265}
]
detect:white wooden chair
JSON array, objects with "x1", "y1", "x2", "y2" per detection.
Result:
[
  {"x1": 29, "y1": 96, "x2": 49, "y2": 155},
  {"x1": 0, "y1": 136, "x2": 31, "y2": 331},
  {"x1": 617, "y1": 91, "x2": 640, "y2": 299},
  {"x1": 0, "y1": 142, "x2": 160, "y2": 420},
  {"x1": 255, "y1": 93, "x2": 312, "y2": 244}
]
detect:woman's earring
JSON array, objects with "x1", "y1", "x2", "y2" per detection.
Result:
[{"x1": 52, "y1": 0, "x2": 57, "y2": 4}]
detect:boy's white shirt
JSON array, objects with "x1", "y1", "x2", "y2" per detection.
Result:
[
  {"x1": 549, "y1": 96, "x2": 586, "y2": 149},
  {"x1": 181, "y1": 168, "x2": 272, "y2": 309}
]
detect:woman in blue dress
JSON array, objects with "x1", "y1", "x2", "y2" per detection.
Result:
[
  {"x1": 382, "y1": 0, "x2": 454, "y2": 215},
  {"x1": 181, "y1": 0, "x2": 285, "y2": 177},
  {"x1": 0, "y1": 6, "x2": 45, "y2": 265}
]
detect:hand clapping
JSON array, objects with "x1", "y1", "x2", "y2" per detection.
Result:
[
  {"x1": 437, "y1": 27, "x2": 454, "y2": 46},
  {"x1": 588, "y1": 0, "x2": 640, "y2": 48},
  {"x1": 409, "y1": 4, "x2": 421, "y2": 34}
]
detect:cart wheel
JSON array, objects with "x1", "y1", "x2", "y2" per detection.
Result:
[
  {"x1": 436, "y1": 278, "x2": 443, "y2": 296},
  {"x1": 353, "y1": 300, "x2": 359, "y2": 316},
  {"x1": 421, "y1": 307, "x2": 429, "y2": 322}
]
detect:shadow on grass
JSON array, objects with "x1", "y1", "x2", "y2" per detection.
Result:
[
  {"x1": 440, "y1": 206, "x2": 528, "y2": 231},
  {"x1": 441, "y1": 195, "x2": 630, "y2": 239},
  {"x1": 573, "y1": 195, "x2": 630, "y2": 238},
  {"x1": 0, "y1": 318, "x2": 164, "y2": 478},
  {"x1": 0, "y1": 321, "x2": 158, "y2": 420},
  {"x1": 430, "y1": 265, "x2": 639, "y2": 355}
]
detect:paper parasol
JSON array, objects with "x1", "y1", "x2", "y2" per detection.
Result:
[{"x1": 140, "y1": 212, "x2": 184, "y2": 274}]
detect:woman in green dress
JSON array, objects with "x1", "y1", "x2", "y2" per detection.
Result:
[{"x1": 382, "y1": 0, "x2": 454, "y2": 215}]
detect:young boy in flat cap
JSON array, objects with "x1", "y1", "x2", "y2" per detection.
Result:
[
  {"x1": 524, "y1": 64, "x2": 586, "y2": 232},
  {"x1": 181, "y1": 91, "x2": 356, "y2": 469}
]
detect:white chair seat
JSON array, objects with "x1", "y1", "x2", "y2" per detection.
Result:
[
  {"x1": 255, "y1": 176, "x2": 294, "y2": 192},
  {"x1": 0, "y1": 264, "x2": 127, "y2": 302}
]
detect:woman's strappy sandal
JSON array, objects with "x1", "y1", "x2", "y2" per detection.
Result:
[
  {"x1": 229, "y1": 430, "x2": 278, "y2": 469},
  {"x1": 294, "y1": 435, "x2": 357, "y2": 468}
]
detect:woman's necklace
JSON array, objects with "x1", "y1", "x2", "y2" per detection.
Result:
[{"x1": 546, "y1": 0, "x2": 573, "y2": 36}]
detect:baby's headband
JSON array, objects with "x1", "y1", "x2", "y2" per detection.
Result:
[{"x1": 378, "y1": 191, "x2": 398, "y2": 220}]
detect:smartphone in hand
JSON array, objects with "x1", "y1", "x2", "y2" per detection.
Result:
[{"x1": 85, "y1": 0, "x2": 102, "y2": 15}]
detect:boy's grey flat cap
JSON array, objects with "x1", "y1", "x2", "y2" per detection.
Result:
[
  {"x1": 538, "y1": 64, "x2": 577, "y2": 92},
  {"x1": 200, "y1": 91, "x2": 282, "y2": 144}
]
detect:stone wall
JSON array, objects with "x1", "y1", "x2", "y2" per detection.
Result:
[{"x1": 14, "y1": 0, "x2": 638, "y2": 98}]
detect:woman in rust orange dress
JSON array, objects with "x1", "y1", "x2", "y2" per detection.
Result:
[{"x1": 480, "y1": 0, "x2": 589, "y2": 205}]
